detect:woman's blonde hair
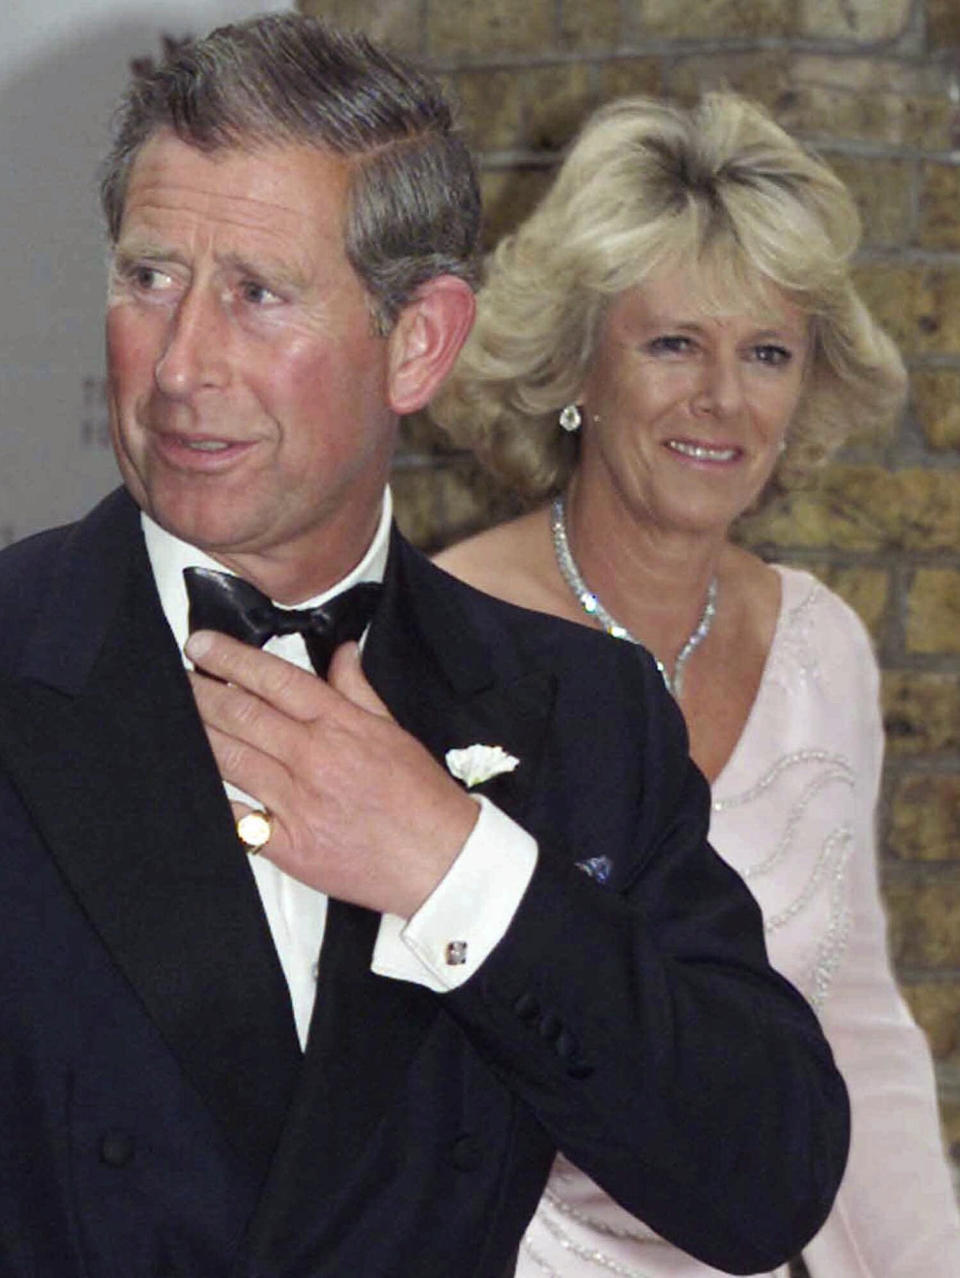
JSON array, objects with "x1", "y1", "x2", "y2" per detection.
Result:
[{"x1": 433, "y1": 92, "x2": 905, "y2": 500}]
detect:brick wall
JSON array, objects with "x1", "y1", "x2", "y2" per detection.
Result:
[{"x1": 302, "y1": 0, "x2": 960, "y2": 1181}]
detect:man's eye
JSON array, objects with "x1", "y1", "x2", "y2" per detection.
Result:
[
  {"x1": 132, "y1": 266, "x2": 168, "y2": 290},
  {"x1": 240, "y1": 281, "x2": 281, "y2": 306}
]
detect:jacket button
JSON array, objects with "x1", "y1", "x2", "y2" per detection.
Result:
[
  {"x1": 99, "y1": 1129, "x2": 136, "y2": 1168},
  {"x1": 555, "y1": 1028, "x2": 579, "y2": 1060},
  {"x1": 513, "y1": 991, "x2": 540, "y2": 1022},
  {"x1": 450, "y1": 1134, "x2": 483, "y2": 1172},
  {"x1": 567, "y1": 1060, "x2": 595, "y2": 1081},
  {"x1": 538, "y1": 1013, "x2": 563, "y2": 1043}
]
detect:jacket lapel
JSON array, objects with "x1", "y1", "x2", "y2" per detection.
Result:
[
  {"x1": 364, "y1": 529, "x2": 556, "y2": 815},
  {"x1": 0, "y1": 491, "x2": 301, "y2": 1182}
]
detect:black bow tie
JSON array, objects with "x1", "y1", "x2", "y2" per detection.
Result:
[{"x1": 184, "y1": 567, "x2": 382, "y2": 677}]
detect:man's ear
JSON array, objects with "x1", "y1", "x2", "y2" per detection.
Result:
[{"x1": 385, "y1": 275, "x2": 476, "y2": 416}]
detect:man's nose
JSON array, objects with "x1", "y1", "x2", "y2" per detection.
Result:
[{"x1": 154, "y1": 286, "x2": 230, "y2": 397}]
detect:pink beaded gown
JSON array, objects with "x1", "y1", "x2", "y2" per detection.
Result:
[{"x1": 517, "y1": 566, "x2": 960, "y2": 1278}]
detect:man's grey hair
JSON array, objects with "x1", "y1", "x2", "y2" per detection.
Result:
[{"x1": 100, "y1": 13, "x2": 482, "y2": 333}]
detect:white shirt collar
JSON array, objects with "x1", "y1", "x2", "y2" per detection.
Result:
[{"x1": 142, "y1": 487, "x2": 393, "y2": 661}]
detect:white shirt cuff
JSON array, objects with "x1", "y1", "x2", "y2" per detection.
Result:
[{"x1": 371, "y1": 795, "x2": 537, "y2": 991}]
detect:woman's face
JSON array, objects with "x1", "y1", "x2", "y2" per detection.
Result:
[{"x1": 577, "y1": 264, "x2": 810, "y2": 538}]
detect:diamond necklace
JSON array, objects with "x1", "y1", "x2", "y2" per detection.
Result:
[{"x1": 550, "y1": 493, "x2": 718, "y2": 699}]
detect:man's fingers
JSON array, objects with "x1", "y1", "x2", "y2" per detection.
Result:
[
  {"x1": 327, "y1": 642, "x2": 392, "y2": 719},
  {"x1": 185, "y1": 630, "x2": 325, "y2": 721},
  {"x1": 204, "y1": 722, "x2": 291, "y2": 809},
  {"x1": 188, "y1": 668, "x2": 306, "y2": 769}
]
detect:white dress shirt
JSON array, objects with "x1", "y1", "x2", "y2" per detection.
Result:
[{"x1": 142, "y1": 491, "x2": 537, "y2": 1049}]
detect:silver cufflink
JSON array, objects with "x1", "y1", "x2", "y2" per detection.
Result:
[{"x1": 445, "y1": 940, "x2": 468, "y2": 966}]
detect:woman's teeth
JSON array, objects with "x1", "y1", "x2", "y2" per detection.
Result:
[{"x1": 666, "y1": 440, "x2": 737, "y2": 461}]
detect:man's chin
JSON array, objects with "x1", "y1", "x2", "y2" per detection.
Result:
[{"x1": 138, "y1": 494, "x2": 266, "y2": 562}]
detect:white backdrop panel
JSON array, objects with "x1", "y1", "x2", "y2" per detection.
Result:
[{"x1": 1, "y1": 0, "x2": 291, "y2": 545}]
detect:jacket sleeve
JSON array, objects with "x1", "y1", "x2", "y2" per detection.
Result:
[{"x1": 441, "y1": 637, "x2": 851, "y2": 1275}]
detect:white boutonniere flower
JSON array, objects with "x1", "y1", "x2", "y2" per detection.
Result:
[{"x1": 445, "y1": 744, "x2": 520, "y2": 789}]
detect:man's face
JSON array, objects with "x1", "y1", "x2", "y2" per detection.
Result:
[{"x1": 107, "y1": 131, "x2": 398, "y2": 599}]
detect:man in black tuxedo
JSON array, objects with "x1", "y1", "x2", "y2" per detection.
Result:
[{"x1": 0, "y1": 14, "x2": 848, "y2": 1278}]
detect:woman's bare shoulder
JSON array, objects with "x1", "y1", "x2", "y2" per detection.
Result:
[
  {"x1": 433, "y1": 507, "x2": 564, "y2": 613},
  {"x1": 716, "y1": 544, "x2": 783, "y2": 652}
]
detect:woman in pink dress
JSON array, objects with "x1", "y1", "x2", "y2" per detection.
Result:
[{"x1": 433, "y1": 92, "x2": 960, "y2": 1277}]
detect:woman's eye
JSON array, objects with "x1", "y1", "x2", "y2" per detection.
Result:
[
  {"x1": 648, "y1": 334, "x2": 693, "y2": 355},
  {"x1": 754, "y1": 344, "x2": 792, "y2": 367}
]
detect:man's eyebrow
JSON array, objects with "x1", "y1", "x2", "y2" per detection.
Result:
[
  {"x1": 111, "y1": 242, "x2": 309, "y2": 292},
  {"x1": 219, "y1": 251, "x2": 309, "y2": 291},
  {"x1": 111, "y1": 240, "x2": 182, "y2": 268}
]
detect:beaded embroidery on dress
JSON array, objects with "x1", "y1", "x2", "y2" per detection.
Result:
[
  {"x1": 710, "y1": 570, "x2": 855, "y2": 1010},
  {"x1": 520, "y1": 566, "x2": 960, "y2": 1277},
  {"x1": 517, "y1": 567, "x2": 862, "y2": 1278}
]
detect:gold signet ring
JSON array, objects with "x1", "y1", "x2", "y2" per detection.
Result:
[{"x1": 236, "y1": 809, "x2": 273, "y2": 855}]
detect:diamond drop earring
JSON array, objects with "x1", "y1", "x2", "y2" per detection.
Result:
[{"x1": 559, "y1": 404, "x2": 581, "y2": 433}]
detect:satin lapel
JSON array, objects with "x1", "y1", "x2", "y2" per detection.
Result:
[
  {"x1": 246, "y1": 531, "x2": 557, "y2": 1248},
  {"x1": 0, "y1": 497, "x2": 301, "y2": 1180},
  {"x1": 364, "y1": 531, "x2": 557, "y2": 819}
]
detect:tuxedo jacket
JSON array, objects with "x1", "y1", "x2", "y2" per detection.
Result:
[{"x1": 0, "y1": 488, "x2": 849, "y2": 1278}]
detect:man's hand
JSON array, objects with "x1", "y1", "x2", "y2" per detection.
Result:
[{"x1": 185, "y1": 631, "x2": 479, "y2": 918}]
